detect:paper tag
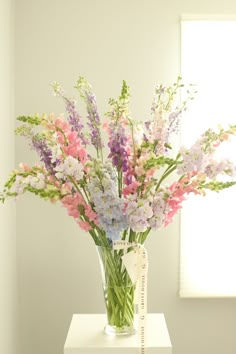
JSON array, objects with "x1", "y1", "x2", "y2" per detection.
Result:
[
  {"x1": 122, "y1": 250, "x2": 139, "y2": 284},
  {"x1": 139, "y1": 247, "x2": 148, "y2": 354},
  {"x1": 113, "y1": 240, "x2": 137, "y2": 250},
  {"x1": 113, "y1": 240, "x2": 148, "y2": 354}
]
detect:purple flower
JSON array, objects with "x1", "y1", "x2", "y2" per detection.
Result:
[
  {"x1": 52, "y1": 82, "x2": 87, "y2": 145},
  {"x1": 168, "y1": 111, "x2": 180, "y2": 133},
  {"x1": 75, "y1": 77, "x2": 102, "y2": 151},
  {"x1": 87, "y1": 93, "x2": 100, "y2": 124},
  {"x1": 32, "y1": 138, "x2": 55, "y2": 174},
  {"x1": 64, "y1": 98, "x2": 87, "y2": 142},
  {"x1": 108, "y1": 123, "x2": 129, "y2": 172}
]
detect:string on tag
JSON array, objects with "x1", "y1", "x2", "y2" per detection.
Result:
[{"x1": 113, "y1": 240, "x2": 148, "y2": 354}]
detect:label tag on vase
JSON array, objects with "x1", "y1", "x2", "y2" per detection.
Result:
[
  {"x1": 113, "y1": 240, "x2": 148, "y2": 354},
  {"x1": 122, "y1": 250, "x2": 139, "y2": 284}
]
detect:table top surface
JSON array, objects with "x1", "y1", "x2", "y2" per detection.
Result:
[{"x1": 64, "y1": 313, "x2": 172, "y2": 349}]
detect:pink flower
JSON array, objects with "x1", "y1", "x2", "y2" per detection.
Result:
[
  {"x1": 19, "y1": 163, "x2": 30, "y2": 171},
  {"x1": 77, "y1": 220, "x2": 92, "y2": 232},
  {"x1": 68, "y1": 209, "x2": 80, "y2": 218},
  {"x1": 60, "y1": 182, "x2": 73, "y2": 195},
  {"x1": 54, "y1": 181, "x2": 61, "y2": 188},
  {"x1": 103, "y1": 121, "x2": 110, "y2": 133},
  {"x1": 62, "y1": 193, "x2": 85, "y2": 219},
  {"x1": 62, "y1": 193, "x2": 98, "y2": 230},
  {"x1": 135, "y1": 165, "x2": 145, "y2": 176},
  {"x1": 165, "y1": 175, "x2": 203, "y2": 226},
  {"x1": 54, "y1": 117, "x2": 70, "y2": 131},
  {"x1": 63, "y1": 144, "x2": 78, "y2": 157},
  {"x1": 221, "y1": 133, "x2": 229, "y2": 140},
  {"x1": 77, "y1": 147, "x2": 88, "y2": 164},
  {"x1": 67, "y1": 131, "x2": 79, "y2": 143},
  {"x1": 46, "y1": 122, "x2": 55, "y2": 130},
  {"x1": 62, "y1": 130, "x2": 88, "y2": 164},
  {"x1": 57, "y1": 131, "x2": 65, "y2": 144},
  {"x1": 123, "y1": 180, "x2": 141, "y2": 197},
  {"x1": 146, "y1": 169, "x2": 155, "y2": 178},
  {"x1": 123, "y1": 168, "x2": 135, "y2": 186},
  {"x1": 84, "y1": 204, "x2": 98, "y2": 224},
  {"x1": 47, "y1": 176, "x2": 54, "y2": 183}
]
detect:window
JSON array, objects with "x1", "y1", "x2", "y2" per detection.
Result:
[{"x1": 180, "y1": 17, "x2": 236, "y2": 297}]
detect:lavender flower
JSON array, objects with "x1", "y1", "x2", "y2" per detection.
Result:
[
  {"x1": 149, "y1": 191, "x2": 168, "y2": 229},
  {"x1": 11, "y1": 175, "x2": 25, "y2": 195},
  {"x1": 75, "y1": 77, "x2": 102, "y2": 151},
  {"x1": 11, "y1": 173, "x2": 46, "y2": 196},
  {"x1": 32, "y1": 138, "x2": 56, "y2": 174},
  {"x1": 147, "y1": 77, "x2": 195, "y2": 152},
  {"x1": 177, "y1": 143, "x2": 209, "y2": 175},
  {"x1": 64, "y1": 98, "x2": 87, "y2": 141},
  {"x1": 125, "y1": 197, "x2": 153, "y2": 232},
  {"x1": 204, "y1": 159, "x2": 236, "y2": 179},
  {"x1": 108, "y1": 123, "x2": 129, "y2": 172},
  {"x1": 55, "y1": 156, "x2": 84, "y2": 181},
  {"x1": 167, "y1": 111, "x2": 181, "y2": 136},
  {"x1": 144, "y1": 115, "x2": 169, "y2": 155},
  {"x1": 125, "y1": 190, "x2": 169, "y2": 232},
  {"x1": 52, "y1": 82, "x2": 87, "y2": 145},
  {"x1": 88, "y1": 164, "x2": 128, "y2": 241}
]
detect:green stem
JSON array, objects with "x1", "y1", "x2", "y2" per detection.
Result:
[
  {"x1": 118, "y1": 170, "x2": 123, "y2": 198},
  {"x1": 128, "y1": 119, "x2": 136, "y2": 166},
  {"x1": 102, "y1": 248, "x2": 135, "y2": 324},
  {"x1": 97, "y1": 142, "x2": 104, "y2": 162},
  {"x1": 67, "y1": 176, "x2": 90, "y2": 205},
  {"x1": 98, "y1": 232, "x2": 136, "y2": 326},
  {"x1": 155, "y1": 164, "x2": 177, "y2": 191},
  {"x1": 139, "y1": 228, "x2": 151, "y2": 244},
  {"x1": 81, "y1": 184, "x2": 90, "y2": 203}
]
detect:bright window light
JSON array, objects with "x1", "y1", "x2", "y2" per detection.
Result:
[{"x1": 180, "y1": 18, "x2": 236, "y2": 297}]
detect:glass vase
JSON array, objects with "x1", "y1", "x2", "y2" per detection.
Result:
[{"x1": 96, "y1": 245, "x2": 137, "y2": 336}]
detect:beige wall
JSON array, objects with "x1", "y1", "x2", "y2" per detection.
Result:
[
  {"x1": 15, "y1": 1, "x2": 236, "y2": 354},
  {"x1": 0, "y1": 0, "x2": 17, "y2": 354}
]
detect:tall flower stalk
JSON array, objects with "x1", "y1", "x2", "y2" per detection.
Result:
[{"x1": 75, "y1": 77, "x2": 103, "y2": 160}]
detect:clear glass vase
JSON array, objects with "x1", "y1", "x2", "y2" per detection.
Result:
[{"x1": 96, "y1": 245, "x2": 137, "y2": 336}]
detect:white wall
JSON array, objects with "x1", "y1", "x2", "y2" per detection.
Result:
[
  {"x1": 0, "y1": 1, "x2": 17, "y2": 354},
  {"x1": 15, "y1": 1, "x2": 236, "y2": 354}
]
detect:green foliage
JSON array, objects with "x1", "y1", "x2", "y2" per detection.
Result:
[
  {"x1": 199, "y1": 180, "x2": 236, "y2": 192},
  {"x1": 120, "y1": 80, "x2": 130, "y2": 101},
  {"x1": 153, "y1": 76, "x2": 196, "y2": 116},
  {"x1": 15, "y1": 124, "x2": 33, "y2": 137},
  {"x1": 106, "y1": 80, "x2": 131, "y2": 122},
  {"x1": 4, "y1": 172, "x2": 17, "y2": 190},
  {"x1": 228, "y1": 124, "x2": 236, "y2": 134},
  {"x1": 144, "y1": 156, "x2": 180, "y2": 170},
  {"x1": 25, "y1": 185, "x2": 62, "y2": 200},
  {"x1": 75, "y1": 76, "x2": 92, "y2": 99},
  {"x1": 202, "y1": 124, "x2": 236, "y2": 153},
  {"x1": 17, "y1": 114, "x2": 43, "y2": 126}
]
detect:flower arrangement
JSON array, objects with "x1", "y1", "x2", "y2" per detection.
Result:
[{"x1": 1, "y1": 76, "x2": 236, "y2": 334}]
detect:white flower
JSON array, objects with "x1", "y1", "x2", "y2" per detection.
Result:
[
  {"x1": 177, "y1": 143, "x2": 210, "y2": 175},
  {"x1": 11, "y1": 172, "x2": 46, "y2": 195},
  {"x1": 26, "y1": 173, "x2": 45, "y2": 189},
  {"x1": 55, "y1": 156, "x2": 84, "y2": 180},
  {"x1": 11, "y1": 175, "x2": 25, "y2": 195},
  {"x1": 205, "y1": 159, "x2": 236, "y2": 179},
  {"x1": 51, "y1": 143, "x2": 62, "y2": 163}
]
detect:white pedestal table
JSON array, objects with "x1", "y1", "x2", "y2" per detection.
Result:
[{"x1": 64, "y1": 313, "x2": 172, "y2": 354}]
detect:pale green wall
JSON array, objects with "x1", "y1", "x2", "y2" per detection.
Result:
[{"x1": 0, "y1": 0, "x2": 17, "y2": 354}]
